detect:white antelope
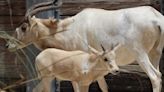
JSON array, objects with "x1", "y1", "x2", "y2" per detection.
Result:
[
  {"x1": 7, "y1": 1, "x2": 164, "y2": 92},
  {"x1": 33, "y1": 44, "x2": 120, "y2": 92}
]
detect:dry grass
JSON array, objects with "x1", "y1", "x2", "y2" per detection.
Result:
[
  {"x1": 0, "y1": 31, "x2": 24, "y2": 52},
  {"x1": 0, "y1": 31, "x2": 38, "y2": 91}
]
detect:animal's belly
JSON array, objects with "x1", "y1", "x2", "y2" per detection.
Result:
[
  {"x1": 79, "y1": 71, "x2": 109, "y2": 86},
  {"x1": 53, "y1": 64, "x2": 77, "y2": 81},
  {"x1": 55, "y1": 71, "x2": 75, "y2": 81},
  {"x1": 115, "y1": 46, "x2": 136, "y2": 66}
]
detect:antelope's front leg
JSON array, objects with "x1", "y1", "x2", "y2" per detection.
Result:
[
  {"x1": 97, "y1": 77, "x2": 108, "y2": 92},
  {"x1": 42, "y1": 77, "x2": 54, "y2": 92},
  {"x1": 72, "y1": 81, "x2": 80, "y2": 92},
  {"x1": 80, "y1": 85, "x2": 89, "y2": 92}
]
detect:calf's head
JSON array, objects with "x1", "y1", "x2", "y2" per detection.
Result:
[{"x1": 89, "y1": 44, "x2": 121, "y2": 75}]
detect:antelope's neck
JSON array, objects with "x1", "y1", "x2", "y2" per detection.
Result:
[
  {"x1": 33, "y1": 27, "x2": 89, "y2": 51},
  {"x1": 33, "y1": 35, "x2": 65, "y2": 50},
  {"x1": 88, "y1": 54, "x2": 100, "y2": 68},
  {"x1": 92, "y1": 57, "x2": 109, "y2": 71}
]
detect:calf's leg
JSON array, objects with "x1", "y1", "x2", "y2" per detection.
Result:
[
  {"x1": 97, "y1": 77, "x2": 108, "y2": 92},
  {"x1": 72, "y1": 81, "x2": 80, "y2": 92}
]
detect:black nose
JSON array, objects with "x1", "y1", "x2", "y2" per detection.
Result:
[
  {"x1": 113, "y1": 70, "x2": 120, "y2": 75},
  {"x1": 115, "y1": 70, "x2": 120, "y2": 74}
]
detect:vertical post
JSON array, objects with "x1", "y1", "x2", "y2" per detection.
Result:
[
  {"x1": 25, "y1": 0, "x2": 62, "y2": 92},
  {"x1": 26, "y1": 0, "x2": 54, "y2": 18},
  {"x1": 25, "y1": 0, "x2": 55, "y2": 92},
  {"x1": 52, "y1": 1, "x2": 61, "y2": 92}
]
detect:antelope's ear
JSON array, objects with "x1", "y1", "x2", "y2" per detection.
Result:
[
  {"x1": 28, "y1": 16, "x2": 37, "y2": 25},
  {"x1": 32, "y1": 16, "x2": 36, "y2": 19},
  {"x1": 111, "y1": 43, "x2": 121, "y2": 51},
  {"x1": 49, "y1": 17, "x2": 57, "y2": 25},
  {"x1": 42, "y1": 18, "x2": 57, "y2": 28},
  {"x1": 88, "y1": 45, "x2": 99, "y2": 55}
]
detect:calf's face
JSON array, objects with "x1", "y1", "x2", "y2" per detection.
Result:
[
  {"x1": 102, "y1": 50, "x2": 119, "y2": 75},
  {"x1": 90, "y1": 44, "x2": 120, "y2": 75}
]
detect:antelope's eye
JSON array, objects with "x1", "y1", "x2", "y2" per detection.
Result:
[
  {"x1": 22, "y1": 28, "x2": 26, "y2": 32},
  {"x1": 21, "y1": 26, "x2": 26, "y2": 32},
  {"x1": 21, "y1": 23, "x2": 27, "y2": 32},
  {"x1": 104, "y1": 58, "x2": 108, "y2": 62}
]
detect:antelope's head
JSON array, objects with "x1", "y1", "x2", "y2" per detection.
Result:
[
  {"x1": 89, "y1": 44, "x2": 121, "y2": 75},
  {"x1": 15, "y1": 16, "x2": 58, "y2": 45},
  {"x1": 6, "y1": 0, "x2": 63, "y2": 50}
]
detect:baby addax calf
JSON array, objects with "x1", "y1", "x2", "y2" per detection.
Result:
[{"x1": 33, "y1": 44, "x2": 120, "y2": 92}]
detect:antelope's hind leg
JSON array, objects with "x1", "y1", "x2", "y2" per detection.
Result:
[{"x1": 137, "y1": 51, "x2": 161, "y2": 92}]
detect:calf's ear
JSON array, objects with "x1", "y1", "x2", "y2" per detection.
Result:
[
  {"x1": 88, "y1": 45, "x2": 100, "y2": 56},
  {"x1": 111, "y1": 43, "x2": 121, "y2": 52}
]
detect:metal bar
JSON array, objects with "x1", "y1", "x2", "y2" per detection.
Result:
[{"x1": 53, "y1": 1, "x2": 62, "y2": 91}]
